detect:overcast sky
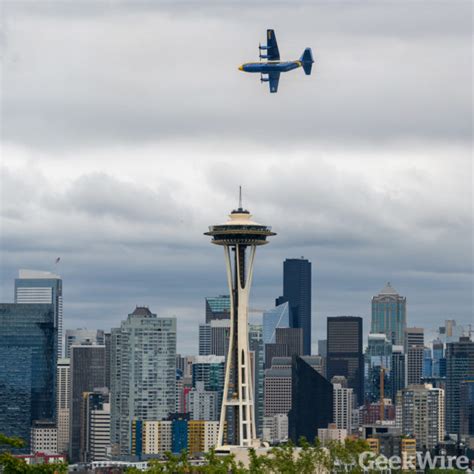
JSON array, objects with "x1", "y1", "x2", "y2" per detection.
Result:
[{"x1": 0, "y1": 1, "x2": 472, "y2": 354}]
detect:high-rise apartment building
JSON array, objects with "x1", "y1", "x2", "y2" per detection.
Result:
[
  {"x1": 69, "y1": 344, "x2": 106, "y2": 462},
  {"x1": 15, "y1": 269, "x2": 63, "y2": 358},
  {"x1": 327, "y1": 316, "x2": 364, "y2": 406},
  {"x1": 280, "y1": 258, "x2": 312, "y2": 355},
  {"x1": 288, "y1": 356, "x2": 333, "y2": 443},
  {"x1": 445, "y1": 337, "x2": 474, "y2": 435},
  {"x1": 56, "y1": 358, "x2": 70, "y2": 454},
  {"x1": 0, "y1": 303, "x2": 56, "y2": 452},
  {"x1": 396, "y1": 384, "x2": 445, "y2": 451},
  {"x1": 110, "y1": 307, "x2": 176, "y2": 455},
  {"x1": 371, "y1": 283, "x2": 406, "y2": 346},
  {"x1": 405, "y1": 328, "x2": 424, "y2": 385},
  {"x1": 205, "y1": 295, "x2": 230, "y2": 323},
  {"x1": 187, "y1": 382, "x2": 219, "y2": 421},
  {"x1": 332, "y1": 379, "x2": 353, "y2": 432},
  {"x1": 65, "y1": 329, "x2": 105, "y2": 359}
]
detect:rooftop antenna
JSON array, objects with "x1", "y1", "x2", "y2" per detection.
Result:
[{"x1": 238, "y1": 185, "x2": 242, "y2": 210}]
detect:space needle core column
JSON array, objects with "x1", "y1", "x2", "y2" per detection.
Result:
[{"x1": 205, "y1": 191, "x2": 275, "y2": 451}]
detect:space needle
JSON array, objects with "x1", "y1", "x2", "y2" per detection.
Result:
[{"x1": 205, "y1": 188, "x2": 276, "y2": 451}]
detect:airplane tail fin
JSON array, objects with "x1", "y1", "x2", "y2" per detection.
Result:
[{"x1": 300, "y1": 48, "x2": 314, "y2": 75}]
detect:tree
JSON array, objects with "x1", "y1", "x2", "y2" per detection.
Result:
[{"x1": 0, "y1": 434, "x2": 67, "y2": 474}]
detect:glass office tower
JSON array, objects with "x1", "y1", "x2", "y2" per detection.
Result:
[
  {"x1": 281, "y1": 258, "x2": 312, "y2": 355},
  {"x1": 371, "y1": 282, "x2": 406, "y2": 346},
  {"x1": 0, "y1": 303, "x2": 56, "y2": 451}
]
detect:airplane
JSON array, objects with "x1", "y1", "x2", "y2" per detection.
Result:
[{"x1": 238, "y1": 29, "x2": 314, "y2": 93}]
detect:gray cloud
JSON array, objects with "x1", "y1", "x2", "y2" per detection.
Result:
[
  {"x1": 0, "y1": 1, "x2": 472, "y2": 354},
  {"x1": 1, "y1": 2, "x2": 471, "y2": 151}
]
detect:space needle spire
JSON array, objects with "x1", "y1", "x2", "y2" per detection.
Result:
[{"x1": 205, "y1": 191, "x2": 276, "y2": 451}]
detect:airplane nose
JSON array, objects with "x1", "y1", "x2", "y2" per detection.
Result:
[{"x1": 238, "y1": 65, "x2": 244, "y2": 71}]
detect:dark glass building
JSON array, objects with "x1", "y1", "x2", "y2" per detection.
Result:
[
  {"x1": 460, "y1": 380, "x2": 474, "y2": 437},
  {"x1": 445, "y1": 337, "x2": 474, "y2": 435},
  {"x1": 327, "y1": 316, "x2": 364, "y2": 406},
  {"x1": 205, "y1": 295, "x2": 230, "y2": 323},
  {"x1": 276, "y1": 327, "x2": 304, "y2": 357},
  {"x1": 0, "y1": 303, "x2": 56, "y2": 452},
  {"x1": 288, "y1": 356, "x2": 333, "y2": 444},
  {"x1": 281, "y1": 258, "x2": 312, "y2": 355},
  {"x1": 69, "y1": 344, "x2": 106, "y2": 462}
]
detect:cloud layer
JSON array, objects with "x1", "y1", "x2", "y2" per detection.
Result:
[{"x1": 0, "y1": 1, "x2": 472, "y2": 353}]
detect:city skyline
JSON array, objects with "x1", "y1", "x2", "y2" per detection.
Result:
[{"x1": 1, "y1": 2, "x2": 472, "y2": 356}]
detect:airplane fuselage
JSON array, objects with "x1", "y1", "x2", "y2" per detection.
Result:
[{"x1": 239, "y1": 60, "x2": 302, "y2": 73}]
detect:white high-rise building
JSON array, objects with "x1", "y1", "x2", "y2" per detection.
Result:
[
  {"x1": 15, "y1": 269, "x2": 63, "y2": 357},
  {"x1": 56, "y1": 358, "x2": 70, "y2": 454},
  {"x1": 110, "y1": 307, "x2": 176, "y2": 455},
  {"x1": 396, "y1": 384, "x2": 445, "y2": 451},
  {"x1": 333, "y1": 382, "x2": 353, "y2": 432},
  {"x1": 187, "y1": 382, "x2": 219, "y2": 421}
]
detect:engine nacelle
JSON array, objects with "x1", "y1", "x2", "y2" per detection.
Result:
[
  {"x1": 259, "y1": 54, "x2": 269, "y2": 59},
  {"x1": 260, "y1": 77, "x2": 269, "y2": 83},
  {"x1": 259, "y1": 44, "x2": 269, "y2": 50}
]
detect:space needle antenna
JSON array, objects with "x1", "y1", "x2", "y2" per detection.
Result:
[{"x1": 239, "y1": 185, "x2": 243, "y2": 210}]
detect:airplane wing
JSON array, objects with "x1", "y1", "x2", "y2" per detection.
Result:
[
  {"x1": 268, "y1": 72, "x2": 280, "y2": 93},
  {"x1": 266, "y1": 29, "x2": 280, "y2": 61}
]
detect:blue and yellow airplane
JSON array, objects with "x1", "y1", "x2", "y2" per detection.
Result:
[{"x1": 238, "y1": 29, "x2": 314, "y2": 93}]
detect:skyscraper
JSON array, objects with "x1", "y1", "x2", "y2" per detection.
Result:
[
  {"x1": 69, "y1": 343, "x2": 106, "y2": 462},
  {"x1": 459, "y1": 380, "x2": 474, "y2": 438},
  {"x1": 205, "y1": 197, "x2": 275, "y2": 449},
  {"x1": 288, "y1": 356, "x2": 333, "y2": 444},
  {"x1": 198, "y1": 320, "x2": 230, "y2": 357},
  {"x1": 56, "y1": 358, "x2": 70, "y2": 454},
  {"x1": 327, "y1": 316, "x2": 364, "y2": 406},
  {"x1": 371, "y1": 283, "x2": 406, "y2": 346},
  {"x1": 205, "y1": 295, "x2": 230, "y2": 323},
  {"x1": 391, "y1": 346, "x2": 406, "y2": 402},
  {"x1": 0, "y1": 303, "x2": 56, "y2": 452},
  {"x1": 366, "y1": 333, "x2": 392, "y2": 403},
  {"x1": 445, "y1": 337, "x2": 474, "y2": 435},
  {"x1": 80, "y1": 388, "x2": 110, "y2": 462},
  {"x1": 262, "y1": 301, "x2": 290, "y2": 345},
  {"x1": 396, "y1": 384, "x2": 445, "y2": 451},
  {"x1": 405, "y1": 328, "x2": 424, "y2": 385},
  {"x1": 276, "y1": 327, "x2": 304, "y2": 357},
  {"x1": 192, "y1": 355, "x2": 225, "y2": 394},
  {"x1": 65, "y1": 329, "x2": 105, "y2": 359},
  {"x1": 249, "y1": 324, "x2": 264, "y2": 438},
  {"x1": 281, "y1": 258, "x2": 312, "y2": 355},
  {"x1": 110, "y1": 307, "x2": 176, "y2": 455},
  {"x1": 332, "y1": 379, "x2": 353, "y2": 432},
  {"x1": 15, "y1": 269, "x2": 63, "y2": 358}
]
